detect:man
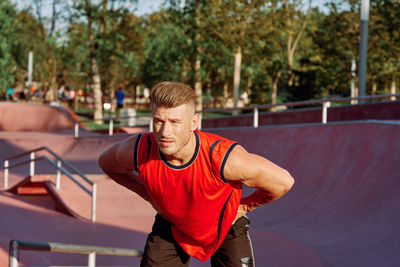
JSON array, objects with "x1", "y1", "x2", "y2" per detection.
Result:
[
  {"x1": 98, "y1": 82, "x2": 294, "y2": 266},
  {"x1": 115, "y1": 88, "x2": 125, "y2": 108}
]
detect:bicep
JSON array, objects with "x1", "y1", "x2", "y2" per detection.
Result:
[
  {"x1": 98, "y1": 135, "x2": 138, "y2": 173},
  {"x1": 224, "y1": 145, "x2": 293, "y2": 192}
]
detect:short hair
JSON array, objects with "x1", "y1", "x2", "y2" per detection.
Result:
[{"x1": 150, "y1": 82, "x2": 196, "y2": 108}]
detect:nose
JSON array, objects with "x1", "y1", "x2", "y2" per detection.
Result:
[{"x1": 160, "y1": 121, "x2": 172, "y2": 137}]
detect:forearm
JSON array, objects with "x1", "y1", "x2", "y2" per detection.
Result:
[{"x1": 240, "y1": 189, "x2": 277, "y2": 212}]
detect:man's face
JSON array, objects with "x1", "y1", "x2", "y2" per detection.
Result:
[{"x1": 152, "y1": 103, "x2": 198, "y2": 156}]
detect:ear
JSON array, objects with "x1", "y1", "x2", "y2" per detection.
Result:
[{"x1": 191, "y1": 113, "x2": 200, "y2": 131}]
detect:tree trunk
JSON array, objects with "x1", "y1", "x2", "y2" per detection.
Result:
[
  {"x1": 233, "y1": 46, "x2": 242, "y2": 114},
  {"x1": 194, "y1": 58, "x2": 202, "y2": 112},
  {"x1": 223, "y1": 80, "x2": 229, "y2": 108},
  {"x1": 287, "y1": 34, "x2": 294, "y2": 87},
  {"x1": 391, "y1": 79, "x2": 397, "y2": 101},
  {"x1": 91, "y1": 57, "x2": 103, "y2": 122},
  {"x1": 86, "y1": 0, "x2": 103, "y2": 123},
  {"x1": 271, "y1": 70, "x2": 282, "y2": 111},
  {"x1": 247, "y1": 75, "x2": 252, "y2": 95},
  {"x1": 285, "y1": 0, "x2": 312, "y2": 87},
  {"x1": 194, "y1": 0, "x2": 202, "y2": 112},
  {"x1": 371, "y1": 78, "x2": 377, "y2": 96},
  {"x1": 181, "y1": 58, "x2": 189, "y2": 82}
]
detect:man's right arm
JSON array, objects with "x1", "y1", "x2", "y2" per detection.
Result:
[{"x1": 98, "y1": 135, "x2": 152, "y2": 203}]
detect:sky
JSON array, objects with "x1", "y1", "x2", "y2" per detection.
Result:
[{"x1": 12, "y1": 0, "x2": 330, "y2": 17}]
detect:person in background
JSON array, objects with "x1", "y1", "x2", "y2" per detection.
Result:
[{"x1": 115, "y1": 87, "x2": 125, "y2": 116}]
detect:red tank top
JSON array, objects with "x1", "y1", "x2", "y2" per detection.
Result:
[{"x1": 134, "y1": 130, "x2": 242, "y2": 260}]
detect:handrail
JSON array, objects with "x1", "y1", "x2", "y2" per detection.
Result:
[
  {"x1": 74, "y1": 114, "x2": 152, "y2": 138},
  {"x1": 198, "y1": 93, "x2": 400, "y2": 128},
  {"x1": 9, "y1": 239, "x2": 142, "y2": 267},
  {"x1": 200, "y1": 93, "x2": 400, "y2": 113},
  {"x1": 5, "y1": 146, "x2": 93, "y2": 186},
  {"x1": 3, "y1": 146, "x2": 97, "y2": 222}
]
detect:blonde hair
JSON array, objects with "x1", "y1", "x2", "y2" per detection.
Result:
[{"x1": 150, "y1": 82, "x2": 196, "y2": 108}]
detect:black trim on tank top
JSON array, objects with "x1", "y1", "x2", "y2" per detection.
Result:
[
  {"x1": 219, "y1": 143, "x2": 239, "y2": 183},
  {"x1": 218, "y1": 191, "x2": 233, "y2": 240},
  {"x1": 133, "y1": 133, "x2": 143, "y2": 172},
  {"x1": 146, "y1": 134, "x2": 151, "y2": 162},
  {"x1": 209, "y1": 140, "x2": 221, "y2": 165},
  {"x1": 159, "y1": 131, "x2": 200, "y2": 170}
]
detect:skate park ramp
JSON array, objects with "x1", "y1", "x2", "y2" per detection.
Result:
[
  {"x1": 214, "y1": 122, "x2": 400, "y2": 267},
  {"x1": 0, "y1": 102, "x2": 399, "y2": 266},
  {"x1": 0, "y1": 102, "x2": 79, "y2": 132}
]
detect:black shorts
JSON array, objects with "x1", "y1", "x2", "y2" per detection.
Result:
[{"x1": 140, "y1": 214, "x2": 255, "y2": 267}]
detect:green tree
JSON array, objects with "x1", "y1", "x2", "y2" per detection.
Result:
[
  {"x1": 69, "y1": 0, "x2": 138, "y2": 121},
  {"x1": 0, "y1": 0, "x2": 17, "y2": 94},
  {"x1": 142, "y1": 10, "x2": 189, "y2": 86}
]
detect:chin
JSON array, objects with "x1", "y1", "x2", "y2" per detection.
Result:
[{"x1": 159, "y1": 147, "x2": 176, "y2": 156}]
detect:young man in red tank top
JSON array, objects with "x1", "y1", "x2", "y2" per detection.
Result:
[{"x1": 99, "y1": 82, "x2": 294, "y2": 266}]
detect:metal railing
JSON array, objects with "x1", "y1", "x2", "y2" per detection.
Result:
[
  {"x1": 74, "y1": 114, "x2": 152, "y2": 138},
  {"x1": 9, "y1": 239, "x2": 142, "y2": 267},
  {"x1": 3, "y1": 146, "x2": 97, "y2": 222},
  {"x1": 73, "y1": 93, "x2": 400, "y2": 137},
  {"x1": 199, "y1": 93, "x2": 400, "y2": 128}
]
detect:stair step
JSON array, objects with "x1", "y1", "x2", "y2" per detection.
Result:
[{"x1": 17, "y1": 182, "x2": 48, "y2": 195}]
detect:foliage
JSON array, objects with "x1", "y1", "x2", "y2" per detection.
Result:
[
  {"x1": 0, "y1": 0, "x2": 17, "y2": 92},
  {"x1": 5, "y1": 0, "x2": 400, "y2": 109}
]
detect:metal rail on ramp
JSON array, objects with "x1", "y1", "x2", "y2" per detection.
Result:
[
  {"x1": 3, "y1": 146, "x2": 97, "y2": 222},
  {"x1": 9, "y1": 239, "x2": 142, "y2": 267}
]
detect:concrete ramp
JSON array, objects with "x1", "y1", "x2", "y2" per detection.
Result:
[
  {"x1": 0, "y1": 103, "x2": 76, "y2": 132},
  {"x1": 6, "y1": 174, "x2": 156, "y2": 231},
  {"x1": 211, "y1": 122, "x2": 400, "y2": 266},
  {"x1": 1, "y1": 100, "x2": 399, "y2": 266}
]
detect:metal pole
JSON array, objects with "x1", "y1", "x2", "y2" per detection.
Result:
[
  {"x1": 28, "y1": 51, "x2": 33, "y2": 88},
  {"x1": 9, "y1": 240, "x2": 19, "y2": 267},
  {"x1": 253, "y1": 107, "x2": 259, "y2": 128},
  {"x1": 390, "y1": 80, "x2": 396, "y2": 101},
  {"x1": 4, "y1": 160, "x2": 9, "y2": 189},
  {"x1": 350, "y1": 59, "x2": 358, "y2": 105},
  {"x1": 109, "y1": 119, "x2": 114, "y2": 136},
  {"x1": 149, "y1": 118, "x2": 153, "y2": 133},
  {"x1": 30, "y1": 152, "x2": 35, "y2": 176},
  {"x1": 358, "y1": 0, "x2": 370, "y2": 100},
  {"x1": 198, "y1": 113, "x2": 202, "y2": 130},
  {"x1": 74, "y1": 123, "x2": 79, "y2": 138},
  {"x1": 56, "y1": 160, "x2": 61, "y2": 189},
  {"x1": 91, "y1": 184, "x2": 97, "y2": 222},
  {"x1": 322, "y1": 101, "x2": 331, "y2": 124},
  {"x1": 87, "y1": 252, "x2": 96, "y2": 267}
]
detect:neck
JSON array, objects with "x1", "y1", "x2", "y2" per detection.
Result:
[{"x1": 164, "y1": 131, "x2": 197, "y2": 166}]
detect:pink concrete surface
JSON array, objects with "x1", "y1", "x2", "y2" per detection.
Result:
[
  {"x1": 1, "y1": 103, "x2": 399, "y2": 266},
  {"x1": 212, "y1": 123, "x2": 400, "y2": 267},
  {"x1": 0, "y1": 103, "x2": 76, "y2": 132}
]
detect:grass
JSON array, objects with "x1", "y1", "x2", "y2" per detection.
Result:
[{"x1": 72, "y1": 106, "x2": 152, "y2": 131}]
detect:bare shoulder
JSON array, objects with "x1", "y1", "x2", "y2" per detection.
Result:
[
  {"x1": 223, "y1": 145, "x2": 257, "y2": 182},
  {"x1": 223, "y1": 144, "x2": 292, "y2": 188},
  {"x1": 115, "y1": 134, "x2": 142, "y2": 169},
  {"x1": 99, "y1": 133, "x2": 142, "y2": 172}
]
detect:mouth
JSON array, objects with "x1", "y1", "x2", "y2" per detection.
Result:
[{"x1": 158, "y1": 139, "x2": 174, "y2": 146}]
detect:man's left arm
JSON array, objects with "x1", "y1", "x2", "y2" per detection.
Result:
[{"x1": 224, "y1": 145, "x2": 295, "y2": 218}]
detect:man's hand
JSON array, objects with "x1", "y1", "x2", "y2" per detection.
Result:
[{"x1": 233, "y1": 203, "x2": 248, "y2": 224}]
